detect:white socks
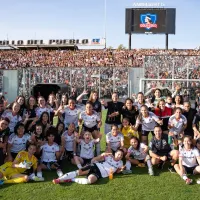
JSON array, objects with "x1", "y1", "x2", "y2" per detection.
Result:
[
  {"x1": 147, "y1": 159, "x2": 152, "y2": 169},
  {"x1": 125, "y1": 161, "x2": 131, "y2": 170},
  {"x1": 182, "y1": 174, "x2": 188, "y2": 181},
  {"x1": 72, "y1": 178, "x2": 91, "y2": 184},
  {"x1": 37, "y1": 171, "x2": 43, "y2": 178},
  {"x1": 57, "y1": 169, "x2": 63, "y2": 177},
  {"x1": 77, "y1": 164, "x2": 82, "y2": 169},
  {"x1": 59, "y1": 171, "x2": 78, "y2": 181},
  {"x1": 28, "y1": 173, "x2": 36, "y2": 180}
]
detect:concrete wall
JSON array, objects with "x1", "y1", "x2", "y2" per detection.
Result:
[
  {"x1": 128, "y1": 68, "x2": 144, "y2": 95},
  {"x1": 3, "y1": 70, "x2": 18, "y2": 103}
]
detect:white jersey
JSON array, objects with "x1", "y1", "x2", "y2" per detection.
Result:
[
  {"x1": 168, "y1": 114, "x2": 187, "y2": 135},
  {"x1": 79, "y1": 111, "x2": 100, "y2": 128},
  {"x1": 40, "y1": 142, "x2": 59, "y2": 162},
  {"x1": 96, "y1": 155, "x2": 123, "y2": 178},
  {"x1": 80, "y1": 139, "x2": 95, "y2": 159},
  {"x1": 165, "y1": 103, "x2": 173, "y2": 108},
  {"x1": 36, "y1": 107, "x2": 53, "y2": 118},
  {"x1": 62, "y1": 131, "x2": 75, "y2": 151},
  {"x1": 62, "y1": 105, "x2": 83, "y2": 128},
  {"x1": 133, "y1": 102, "x2": 144, "y2": 111},
  {"x1": 2, "y1": 111, "x2": 22, "y2": 133},
  {"x1": 136, "y1": 112, "x2": 159, "y2": 131},
  {"x1": 106, "y1": 132, "x2": 124, "y2": 151},
  {"x1": 127, "y1": 143, "x2": 147, "y2": 160},
  {"x1": 8, "y1": 133, "x2": 30, "y2": 153},
  {"x1": 179, "y1": 147, "x2": 200, "y2": 167}
]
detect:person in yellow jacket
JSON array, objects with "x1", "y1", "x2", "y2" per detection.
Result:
[
  {"x1": 0, "y1": 143, "x2": 43, "y2": 185},
  {"x1": 121, "y1": 118, "x2": 139, "y2": 149}
]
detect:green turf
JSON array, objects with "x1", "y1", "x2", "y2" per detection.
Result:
[{"x1": 1, "y1": 111, "x2": 200, "y2": 200}]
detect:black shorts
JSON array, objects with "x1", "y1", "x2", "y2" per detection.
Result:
[
  {"x1": 0, "y1": 148, "x2": 5, "y2": 166},
  {"x1": 142, "y1": 130, "x2": 154, "y2": 137},
  {"x1": 183, "y1": 165, "x2": 196, "y2": 174},
  {"x1": 65, "y1": 150, "x2": 74, "y2": 161},
  {"x1": 156, "y1": 152, "x2": 172, "y2": 161},
  {"x1": 138, "y1": 159, "x2": 145, "y2": 163},
  {"x1": 82, "y1": 163, "x2": 102, "y2": 179},
  {"x1": 82, "y1": 125, "x2": 98, "y2": 133},
  {"x1": 11, "y1": 152, "x2": 18, "y2": 159},
  {"x1": 42, "y1": 161, "x2": 60, "y2": 170},
  {"x1": 82, "y1": 158, "x2": 92, "y2": 166}
]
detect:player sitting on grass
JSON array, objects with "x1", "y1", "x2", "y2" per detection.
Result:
[
  {"x1": 0, "y1": 143, "x2": 43, "y2": 185},
  {"x1": 36, "y1": 131, "x2": 63, "y2": 180},
  {"x1": 123, "y1": 136, "x2": 154, "y2": 176},
  {"x1": 74, "y1": 131, "x2": 100, "y2": 169},
  {"x1": 52, "y1": 149, "x2": 124, "y2": 185},
  {"x1": 149, "y1": 126, "x2": 179, "y2": 172},
  {"x1": 174, "y1": 136, "x2": 200, "y2": 185}
]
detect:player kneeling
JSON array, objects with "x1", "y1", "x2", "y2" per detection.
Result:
[
  {"x1": 0, "y1": 144, "x2": 43, "y2": 185},
  {"x1": 123, "y1": 136, "x2": 154, "y2": 176},
  {"x1": 52, "y1": 149, "x2": 124, "y2": 185},
  {"x1": 174, "y1": 136, "x2": 200, "y2": 185},
  {"x1": 149, "y1": 126, "x2": 179, "y2": 172},
  {"x1": 74, "y1": 131, "x2": 100, "y2": 169},
  {"x1": 36, "y1": 132, "x2": 63, "y2": 180}
]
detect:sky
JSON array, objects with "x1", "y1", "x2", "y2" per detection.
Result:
[{"x1": 0, "y1": 0, "x2": 199, "y2": 49}]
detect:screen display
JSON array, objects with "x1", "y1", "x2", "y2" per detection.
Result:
[{"x1": 133, "y1": 9, "x2": 166, "y2": 33}]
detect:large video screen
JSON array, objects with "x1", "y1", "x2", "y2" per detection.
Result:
[{"x1": 133, "y1": 9, "x2": 166, "y2": 33}]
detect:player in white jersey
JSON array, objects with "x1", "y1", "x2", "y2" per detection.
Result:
[
  {"x1": 2, "y1": 102, "x2": 22, "y2": 133},
  {"x1": 74, "y1": 131, "x2": 100, "y2": 169},
  {"x1": 7, "y1": 123, "x2": 31, "y2": 161},
  {"x1": 52, "y1": 149, "x2": 124, "y2": 185},
  {"x1": 168, "y1": 107, "x2": 187, "y2": 148},
  {"x1": 106, "y1": 124, "x2": 125, "y2": 153},
  {"x1": 123, "y1": 136, "x2": 154, "y2": 175},
  {"x1": 79, "y1": 102, "x2": 102, "y2": 155},
  {"x1": 36, "y1": 96, "x2": 53, "y2": 119},
  {"x1": 61, "y1": 123, "x2": 77, "y2": 162},
  {"x1": 174, "y1": 136, "x2": 200, "y2": 184},
  {"x1": 134, "y1": 105, "x2": 163, "y2": 144},
  {"x1": 133, "y1": 92, "x2": 146, "y2": 111},
  {"x1": 36, "y1": 132, "x2": 63, "y2": 180},
  {"x1": 58, "y1": 98, "x2": 83, "y2": 130}
]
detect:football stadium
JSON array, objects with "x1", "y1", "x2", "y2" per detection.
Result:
[{"x1": 0, "y1": 1, "x2": 200, "y2": 200}]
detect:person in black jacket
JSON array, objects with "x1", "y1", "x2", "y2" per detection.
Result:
[
  {"x1": 182, "y1": 102, "x2": 197, "y2": 138},
  {"x1": 121, "y1": 98, "x2": 138, "y2": 125},
  {"x1": 101, "y1": 92, "x2": 123, "y2": 134}
]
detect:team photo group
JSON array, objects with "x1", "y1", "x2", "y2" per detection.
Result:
[{"x1": 0, "y1": 87, "x2": 200, "y2": 186}]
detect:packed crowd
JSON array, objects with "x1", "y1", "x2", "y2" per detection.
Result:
[
  {"x1": 0, "y1": 49, "x2": 200, "y2": 69},
  {"x1": 144, "y1": 55, "x2": 200, "y2": 91},
  {"x1": 0, "y1": 87, "x2": 200, "y2": 186}
]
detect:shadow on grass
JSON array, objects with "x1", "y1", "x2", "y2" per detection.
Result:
[{"x1": 0, "y1": 183, "x2": 13, "y2": 190}]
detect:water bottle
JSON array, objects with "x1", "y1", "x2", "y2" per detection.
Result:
[
  {"x1": 168, "y1": 135, "x2": 173, "y2": 145},
  {"x1": 109, "y1": 168, "x2": 113, "y2": 180}
]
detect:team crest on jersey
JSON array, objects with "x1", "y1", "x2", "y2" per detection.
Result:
[
  {"x1": 22, "y1": 139, "x2": 25, "y2": 142},
  {"x1": 162, "y1": 140, "x2": 167, "y2": 146}
]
